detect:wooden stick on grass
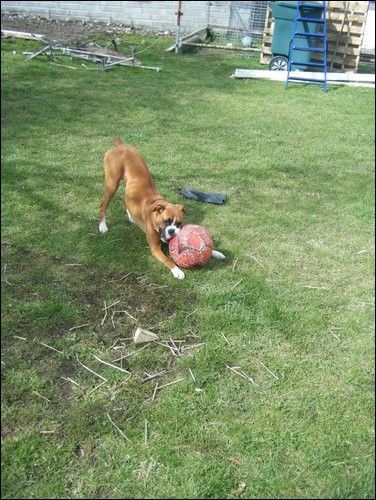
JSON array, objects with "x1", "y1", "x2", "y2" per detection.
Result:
[
  {"x1": 182, "y1": 343, "x2": 205, "y2": 352},
  {"x1": 231, "y1": 279, "x2": 243, "y2": 290},
  {"x1": 258, "y1": 360, "x2": 279, "y2": 380},
  {"x1": 157, "y1": 377, "x2": 185, "y2": 390},
  {"x1": 76, "y1": 356, "x2": 108, "y2": 382},
  {"x1": 102, "y1": 300, "x2": 120, "y2": 310},
  {"x1": 249, "y1": 254, "x2": 265, "y2": 268},
  {"x1": 100, "y1": 299, "x2": 121, "y2": 327},
  {"x1": 32, "y1": 391, "x2": 51, "y2": 403},
  {"x1": 226, "y1": 365, "x2": 258, "y2": 385},
  {"x1": 157, "y1": 341, "x2": 179, "y2": 357},
  {"x1": 302, "y1": 285, "x2": 328, "y2": 290},
  {"x1": 152, "y1": 382, "x2": 159, "y2": 401},
  {"x1": 101, "y1": 300, "x2": 108, "y2": 326},
  {"x1": 106, "y1": 412, "x2": 131, "y2": 442},
  {"x1": 141, "y1": 370, "x2": 166, "y2": 382},
  {"x1": 188, "y1": 367, "x2": 196, "y2": 383},
  {"x1": 144, "y1": 419, "x2": 148, "y2": 445},
  {"x1": 328, "y1": 328, "x2": 341, "y2": 341},
  {"x1": 93, "y1": 354, "x2": 131, "y2": 374},
  {"x1": 239, "y1": 370, "x2": 258, "y2": 386},
  {"x1": 111, "y1": 343, "x2": 151, "y2": 362},
  {"x1": 40, "y1": 342, "x2": 64, "y2": 355},
  {"x1": 113, "y1": 310, "x2": 137, "y2": 321},
  {"x1": 221, "y1": 332, "x2": 231, "y2": 345},
  {"x1": 226, "y1": 365, "x2": 249, "y2": 381},
  {"x1": 61, "y1": 376, "x2": 81, "y2": 387},
  {"x1": 69, "y1": 323, "x2": 92, "y2": 332},
  {"x1": 87, "y1": 381, "x2": 106, "y2": 396}
]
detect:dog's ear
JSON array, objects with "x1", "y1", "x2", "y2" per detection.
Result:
[
  {"x1": 153, "y1": 204, "x2": 166, "y2": 214},
  {"x1": 178, "y1": 204, "x2": 187, "y2": 214}
]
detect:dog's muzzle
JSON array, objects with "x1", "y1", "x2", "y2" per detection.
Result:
[{"x1": 160, "y1": 225, "x2": 180, "y2": 242}]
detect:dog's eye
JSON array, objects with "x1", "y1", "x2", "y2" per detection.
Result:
[{"x1": 165, "y1": 219, "x2": 172, "y2": 225}]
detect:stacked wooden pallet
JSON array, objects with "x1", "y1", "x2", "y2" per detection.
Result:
[{"x1": 260, "y1": 1, "x2": 369, "y2": 72}]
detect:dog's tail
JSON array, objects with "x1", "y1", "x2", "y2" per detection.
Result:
[{"x1": 114, "y1": 135, "x2": 123, "y2": 146}]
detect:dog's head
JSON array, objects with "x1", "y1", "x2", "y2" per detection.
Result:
[{"x1": 152, "y1": 201, "x2": 186, "y2": 242}]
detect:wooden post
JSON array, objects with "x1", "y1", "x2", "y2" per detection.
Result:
[
  {"x1": 175, "y1": 0, "x2": 183, "y2": 54},
  {"x1": 207, "y1": 1, "x2": 212, "y2": 28}
]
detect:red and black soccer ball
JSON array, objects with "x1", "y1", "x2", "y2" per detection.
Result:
[{"x1": 169, "y1": 224, "x2": 214, "y2": 268}]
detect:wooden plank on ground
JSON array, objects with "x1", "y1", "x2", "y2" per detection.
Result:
[
  {"x1": 1, "y1": 29, "x2": 46, "y2": 41},
  {"x1": 233, "y1": 69, "x2": 375, "y2": 86}
]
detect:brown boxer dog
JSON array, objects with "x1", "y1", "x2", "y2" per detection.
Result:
[{"x1": 99, "y1": 137, "x2": 225, "y2": 279}]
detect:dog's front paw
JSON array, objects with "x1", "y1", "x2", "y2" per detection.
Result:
[
  {"x1": 99, "y1": 219, "x2": 109, "y2": 233},
  {"x1": 171, "y1": 266, "x2": 185, "y2": 279},
  {"x1": 212, "y1": 250, "x2": 226, "y2": 260}
]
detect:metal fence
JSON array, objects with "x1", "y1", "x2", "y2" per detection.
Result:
[{"x1": 173, "y1": 1, "x2": 268, "y2": 53}]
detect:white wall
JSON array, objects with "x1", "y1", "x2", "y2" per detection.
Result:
[
  {"x1": 1, "y1": 1, "x2": 233, "y2": 34},
  {"x1": 363, "y1": 4, "x2": 375, "y2": 51}
]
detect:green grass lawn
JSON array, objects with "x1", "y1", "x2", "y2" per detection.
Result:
[{"x1": 1, "y1": 34, "x2": 374, "y2": 499}]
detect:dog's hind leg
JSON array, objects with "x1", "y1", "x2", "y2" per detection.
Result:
[{"x1": 99, "y1": 176, "x2": 121, "y2": 233}]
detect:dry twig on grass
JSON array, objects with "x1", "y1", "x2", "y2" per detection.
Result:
[
  {"x1": 328, "y1": 328, "x2": 341, "y2": 341},
  {"x1": 226, "y1": 365, "x2": 258, "y2": 385},
  {"x1": 106, "y1": 412, "x2": 131, "y2": 442},
  {"x1": 76, "y1": 356, "x2": 108, "y2": 382},
  {"x1": 87, "y1": 381, "x2": 106, "y2": 396},
  {"x1": 40, "y1": 342, "x2": 64, "y2": 355},
  {"x1": 221, "y1": 332, "x2": 231, "y2": 345},
  {"x1": 112, "y1": 343, "x2": 151, "y2": 363},
  {"x1": 249, "y1": 254, "x2": 265, "y2": 268},
  {"x1": 93, "y1": 354, "x2": 131, "y2": 375},
  {"x1": 144, "y1": 420, "x2": 148, "y2": 445},
  {"x1": 113, "y1": 310, "x2": 137, "y2": 321},
  {"x1": 157, "y1": 377, "x2": 185, "y2": 391},
  {"x1": 188, "y1": 367, "x2": 196, "y2": 382},
  {"x1": 181, "y1": 343, "x2": 205, "y2": 353},
  {"x1": 302, "y1": 285, "x2": 328, "y2": 290},
  {"x1": 32, "y1": 391, "x2": 51, "y2": 403},
  {"x1": 61, "y1": 376, "x2": 81, "y2": 387},
  {"x1": 69, "y1": 323, "x2": 92, "y2": 332},
  {"x1": 101, "y1": 300, "x2": 108, "y2": 326},
  {"x1": 151, "y1": 382, "x2": 159, "y2": 401},
  {"x1": 141, "y1": 370, "x2": 167, "y2": 382},
  {"x1": 103, "y1": 300, "x2": 120, "y2": 310},
  {"x1": 157, "y1": 341, "x2": 180, "y2": 357},
  {"x1": 258, "y1": 360, "x2": 279, "y2": 380},
  {"x1": 232, "y1": 279, "x2": 243, "y2": 290},
  {"x1": 101, "y1": 300, "x2": 121, "y2": 326}
]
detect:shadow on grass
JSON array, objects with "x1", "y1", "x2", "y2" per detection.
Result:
[{"x1": 1, "y1": 240, "x2": 199, "y2": 435}]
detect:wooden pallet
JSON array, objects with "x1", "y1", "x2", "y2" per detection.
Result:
[{"x1": 260, "y1": 1, "x2": 369, "y2": 72}]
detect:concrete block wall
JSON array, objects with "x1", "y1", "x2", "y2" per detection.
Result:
[{"x1": 1, "y1": 1, "x2": 233, "y2": 34}]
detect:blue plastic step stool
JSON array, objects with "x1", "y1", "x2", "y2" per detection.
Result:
[{"x1": 286, "y1": 1, "x2": 328, "y2": 92}]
